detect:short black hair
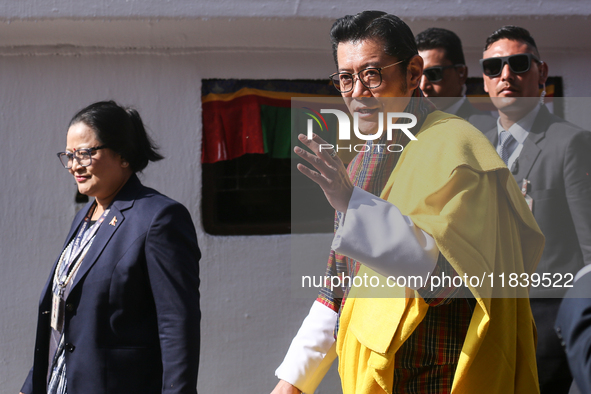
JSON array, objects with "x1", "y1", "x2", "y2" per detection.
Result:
[
  {"x1": 69, "y1": 100, "x2": 163, "y2": 173},
  {"x1": 484, "y1": 26, "x2": 540, "y2": 58},
  {"x1": 415, "y1": 27, "x2": 465, "y2": 65},
  {"x1": 330, "y1": 11, "x2": 417, "y2": 70}
]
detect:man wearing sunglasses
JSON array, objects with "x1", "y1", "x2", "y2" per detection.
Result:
[
  {"x1": 481, "y1": 26, "x2": 591, "y2": 394},
  {"x1": 416, "y1": 27, "x2": 496, "y2": 132}
]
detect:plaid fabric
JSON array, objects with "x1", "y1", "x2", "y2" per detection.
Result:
[
  {"x1": 418, "y1": 253, "x2": 473, "y2": 306},
  {"x1": 394, "y1": 254, "x2": 475, "y2": 394},
  {"x1": 315, "y1": 91, "x2": 474, "y2": 392},
  {"x1": 392, "y1": 293, "x2": 474, "y2": 393}
]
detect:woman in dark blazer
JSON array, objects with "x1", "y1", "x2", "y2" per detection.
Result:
[{"x1": 20, "y1": 101, "x2": 201, "y2": 394}]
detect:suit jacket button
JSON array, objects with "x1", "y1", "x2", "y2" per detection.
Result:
[
  {"x1": 65, "y1": 343, "x2": 75, "y2": 353},
  {"x1": 66, "y1": 303, "x2": 75, "y2": 312}
]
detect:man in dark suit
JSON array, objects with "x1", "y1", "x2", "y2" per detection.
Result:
[
  {"x1": 481, "y1": 25, "x2": 591, "y2": 394},
  {"x1": 556, "y1": 265, "x2": 591, "y2": 394},
  {"x1": 416, "y1": 27, "x2": 496, "y2": 131}
]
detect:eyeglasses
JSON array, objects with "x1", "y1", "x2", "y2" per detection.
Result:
[
  {"x1": 57, "y1": 146, "x2": 106, "y2": 169},
  {"x1": 422, "y1": 64, "x2": 464, "y2": 82},
  {"x1": 480, "y1": 53, "x2": 541, "y2": 77},
  {"x1": 329, "y1": 59, "x2": 406, "y2": 93}
]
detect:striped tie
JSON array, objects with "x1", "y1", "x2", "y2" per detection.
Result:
[{"x1": 499, "y1": 131, "x2": 517, "y2": 165}]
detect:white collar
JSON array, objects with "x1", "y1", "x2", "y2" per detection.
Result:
[{"x1": 496, "y1": 103, "x2": 542, "y2": 144}]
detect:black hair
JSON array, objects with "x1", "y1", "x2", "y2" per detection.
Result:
[
  {"x1": 484, "y1": 26, "x2": 540, "y2": 58},
  {"x1": 415, "y1": 27, "x2": 466, "y2": 65},
  {"x1": 330, "y1": 11, "x2": 418, "y2": 71},
  {"x1": 69, "y1": 100, "x2": 164, "y2": 172}
]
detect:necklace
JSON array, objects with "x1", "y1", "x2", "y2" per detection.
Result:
[{"x1": 50, "y1": 202, "x2": 110, "y2": 332}]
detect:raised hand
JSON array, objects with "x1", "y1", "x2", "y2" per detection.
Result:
[{"x1": 294, "y1": 133, "x2": 354, "y2": 213}]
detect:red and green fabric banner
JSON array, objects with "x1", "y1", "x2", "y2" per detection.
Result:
[{"x1": 201, "y1": 79, "x2": 339, "y2": 163}]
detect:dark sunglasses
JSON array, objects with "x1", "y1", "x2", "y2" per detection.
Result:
[
  {"x1": 480, "y1": 53, "x2": 541, "y2": 77},
  {"x1": 422, "y1": 64, "x2": 464, "y2": 82}
]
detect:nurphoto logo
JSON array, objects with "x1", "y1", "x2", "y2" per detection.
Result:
[{"x1": 304, "y1": 108, "x2": 418, "y2": 153}]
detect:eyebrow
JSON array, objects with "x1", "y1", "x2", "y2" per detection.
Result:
[
  {"x1": 65, "y1": 145, "x2": 92, "y2": 152},
  {"x1": 338, "y1": 61, "x2": 383, "y2": 73}
]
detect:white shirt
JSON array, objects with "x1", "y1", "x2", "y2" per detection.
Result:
[{"x1": 495, "y1": 104, "x2": 541, "y2": 171}]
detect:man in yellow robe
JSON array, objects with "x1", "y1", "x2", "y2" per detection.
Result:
[
  {"x1": 336, "y1": 111, "x2": 544, "y2": 393},
  {"x1": 272, "y1": 11, "x2": 543, "y2": 394}
]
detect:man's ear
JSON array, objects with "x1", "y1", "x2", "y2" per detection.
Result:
[
  {"x1": 538, "y1": 60, "x2": 549, "y2": 86},
  {"x1": 406, "y1": 55, "x2": 423, "y2": 91},
  {"x1": 458, "y1": 65, "x2": 468, "y2": 85},
  {"x1": 480, "y1": 52, "x2": 490, "y2": 94}
]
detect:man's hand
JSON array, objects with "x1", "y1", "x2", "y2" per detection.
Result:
[
  {"x1": 294, "y1": 133, "x2": 354, "y2": 213},
  {"x1": 271, "y1": 379, "x2": 302, "y2": 394}
]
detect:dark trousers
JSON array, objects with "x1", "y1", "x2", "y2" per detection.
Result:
[{"x1": 530, "y1": 298, "x2": 572, "y2": 394}]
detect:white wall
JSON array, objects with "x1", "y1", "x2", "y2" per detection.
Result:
[
  {"x1": 1, "y1": 2, "x2": 591, "y2": 393},
  {"x1": 0, "y1": 49, "x2": 339, "y2": 393}
]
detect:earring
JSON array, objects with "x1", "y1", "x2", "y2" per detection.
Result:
[{"x1": 539, "y1": 83, "x2": 546, "y2": 105}]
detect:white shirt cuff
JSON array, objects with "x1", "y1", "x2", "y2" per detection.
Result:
[
  {"x1": 275, "y1": 301, "x2": 338, "y2": 393},
  {"x1": 332, "y1": 186, "x2": 439, "y2": 290}
]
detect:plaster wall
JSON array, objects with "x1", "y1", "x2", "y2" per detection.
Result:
[
  {"x1": 1, "y1": 0, "x2": 590, "y2": 20},
  {"x1": 1, "y1": 2, "x2": 591, "y2": 393},
  {"x1": 0, "y1": 49, "x2": 341, "y2": 393}
]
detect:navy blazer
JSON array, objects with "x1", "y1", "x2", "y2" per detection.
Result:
[
  {"x1": 556, "y1": 269, "x2": 591, "y2": 394},
  {"x1": 22, "y1": 175, "x2": 201, "y2": 394}
]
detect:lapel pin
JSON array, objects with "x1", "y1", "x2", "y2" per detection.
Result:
[{"x1": 109, "y1": 216, "x2": 118, "y2": 226}]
